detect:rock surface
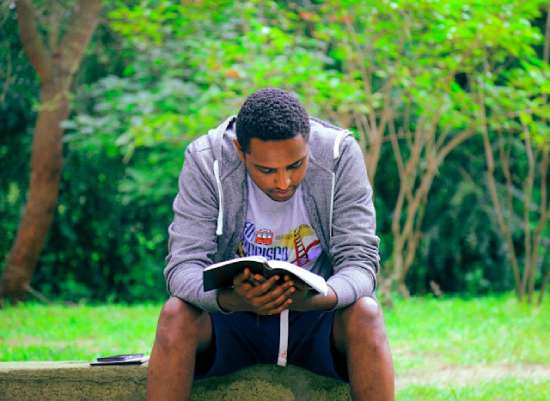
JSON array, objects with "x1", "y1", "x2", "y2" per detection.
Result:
[{"x1": 0, "y1": 362, "x2": 350, "y2": 401}]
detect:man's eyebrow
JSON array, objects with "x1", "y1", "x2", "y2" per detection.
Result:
[{"x1": 254, "y1": 156, "x2": 307, "y2": 170}]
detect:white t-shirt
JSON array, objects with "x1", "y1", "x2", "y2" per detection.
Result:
[{"x1": 238, "y1": 175, "x2": 322, "y2": 270}]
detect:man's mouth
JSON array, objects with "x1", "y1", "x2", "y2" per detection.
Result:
[{"x1": 271, "y1": 188, "x2": 295, "y2": 200}]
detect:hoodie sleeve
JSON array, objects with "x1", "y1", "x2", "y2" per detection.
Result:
[
  {"x1": 326, "y1": 135, "x2": 380, "y2": 308},
  {"x1": 163, "y1": 144, "x2": 225, "y2": 313}
]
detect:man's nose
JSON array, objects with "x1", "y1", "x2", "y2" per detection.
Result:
[{"x1": 275, "y1": 170, "x2": 291, "y2": 190}]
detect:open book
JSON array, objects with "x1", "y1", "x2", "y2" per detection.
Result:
[{"x1": 203, "y1": 256, "x2": 328, "y2": 296}]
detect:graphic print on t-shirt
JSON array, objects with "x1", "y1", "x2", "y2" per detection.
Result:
[
  {"x1": 239, "y1": 221, "x2": 321, "y2": 269},
  {"x1": 237, "y1": 175, "x2": 322, "y2": 270}
]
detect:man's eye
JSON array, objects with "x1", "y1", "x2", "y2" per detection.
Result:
[
  {"x1": 288, "y1": 161, "x2": 303, "y2": 170},
  {"x1": 258, "y1": 167, "x2": 274, "y2": 174}
]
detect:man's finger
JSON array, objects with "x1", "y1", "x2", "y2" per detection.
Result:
[
  {"x1": 248, "y1": 273, "x2": 266, "y2": 286},
  {"x1": 261, "y1": 287, "x2": 295, "y2": 313},
  {"x1": 233, "y1": 268, "x2": 250, "y2": 286},
  {"x1": 263, "y1": 297, "x2": 293, "y2": 315},
  {"x1": 249, "y1": 275, "x2": 279, "y2": 297},
  {"x1": 284, "y1": 275, "x2": 305, "y2": 290},
  {"x1": 255, "y1": 281, "x2": 294, "y2": 308}
]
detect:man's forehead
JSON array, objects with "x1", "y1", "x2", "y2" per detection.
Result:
[{"x1": 246, "y1": 136, "x2": 309, "y2": 165}]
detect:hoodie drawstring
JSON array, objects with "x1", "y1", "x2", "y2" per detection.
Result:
[
  {"x1": 213, "y1": 160, "x2": 224, "y2": 236},
  {"x1": 329, "y1": 130, "x2": 347, "y2": 239}
]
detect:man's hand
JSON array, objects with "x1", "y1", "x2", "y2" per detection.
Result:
[
  {"x1": 217, "y1": 268, "x2": 295, "y2": 314},
  {"x1": 283, "y1": 275, "x2": 314, "y2": 311},
  {"x1": 284, "y1": 275, "x2": 338, "y2": 312}
]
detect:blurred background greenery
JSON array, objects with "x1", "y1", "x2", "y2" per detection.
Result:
[{"x1": 0, "y1": 0, "x2": 548, "y2": 304}]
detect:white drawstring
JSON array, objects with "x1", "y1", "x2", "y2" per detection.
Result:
[
  {"x1": 333, "y1": 130, "x2": 347, "y2": 159},
  {"x1": 277, "y1": 309, "x2": 289, "y2": 367},
  {"x1": 213, "y1": 160, "x2": 224, "y2": 236},
  {"x1": 329, "y1": 173, "x2": 336, "y2": 239},
  {"x1": 329, "y1": 130, "x2": 347, "y2": 239}
]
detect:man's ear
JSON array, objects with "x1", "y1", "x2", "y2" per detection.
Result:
[{"x1": 233, "y1": 139, "x2": 245, "y2": 162}]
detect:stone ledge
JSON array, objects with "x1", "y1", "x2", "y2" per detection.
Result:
[{"x1": 0, "y1": 362, "x2": 350, "y2": 401}]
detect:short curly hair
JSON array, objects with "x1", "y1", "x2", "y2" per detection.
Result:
[{"x1": 236, "y1": 88, "x2": 310, "y2": 153}]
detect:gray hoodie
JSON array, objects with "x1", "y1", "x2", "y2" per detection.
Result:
[{"x1": 164, "y1": 116, "x2": 380, "y2": 313}]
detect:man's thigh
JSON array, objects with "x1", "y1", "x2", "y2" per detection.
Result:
[
  {"x1": 195, "y1": 310, "x2": 348, "y2": 381},
  {"x1": 196, "y1": 307, "x2": 213, "y2": 353},
  {"x1": 194, "y1": 312, "x2": 280, "y2": 379},
  {"x1": 287, "y1": 310, "x2": 348, "y2": 381}
]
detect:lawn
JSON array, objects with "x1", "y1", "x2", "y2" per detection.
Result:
[{"x1": 1, "y1": 294, "x2": 549, "y2": 400}]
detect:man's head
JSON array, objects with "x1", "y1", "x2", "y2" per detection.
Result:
[
  {"x1": 234, "y1": 88, "x2": 311, "y2": 202},
  {"x1": 235, "y1": 88, "x2": 310, "y2": 152}
]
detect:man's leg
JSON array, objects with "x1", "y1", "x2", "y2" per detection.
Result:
[
  {"x1": 147, "y1": 297, "x2": 212, "y2": 401},
  {"x1": 333, "y1": 297, "x2": 395, "y2": 401}
]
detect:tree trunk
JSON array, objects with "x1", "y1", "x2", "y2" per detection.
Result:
[
  {"x1": 1, "y1": 83, "x2": 67, "y2": 300},
  {"x1": 0, "y1": 0, "x2": 101, "y2": 303}
]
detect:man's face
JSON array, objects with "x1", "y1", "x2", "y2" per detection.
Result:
[{"x1": 235, "y1": 135, "x2": 309, "y2": 202}]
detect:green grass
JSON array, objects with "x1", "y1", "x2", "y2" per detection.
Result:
[
  {"x1": 1, "y1": 294, "x2": 549, "y2": 400},
  {"x1": 386, "y1": 294, "x2": 550, "y2": 372},
  {"x1": 400, "y1": 378, "x2": 550, "y2": 401},
  {"x1": 0, "y1": 303, "x2": 161, "y2": 360}
]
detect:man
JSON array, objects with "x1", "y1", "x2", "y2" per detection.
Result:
[{"x1": 147, "y1": 88, "x2": 395, "y2": 401}]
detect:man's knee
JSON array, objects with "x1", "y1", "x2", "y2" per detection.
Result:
[
  {"x1": 339, "y1": 297, "x2": 387, "y2": 343},
  {"x1": 156, "y1": 297, "x2": 204, "y2": 345}
]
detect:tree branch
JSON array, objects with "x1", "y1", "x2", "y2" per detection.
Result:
[
  {"x1": 478, "y1": 86, "x2": 523, "y2": 299},
  {"x1": 58, "y1": 0, "x2": 101, "y2": 77},
  {"x1": 343, "y1": 17, "x2": 378, "y2": 135},
  {"x1": 521, "y1": 126, "x2": 535, "y2": 300},
  {"x1": 533, "y1": 149, "x2": 549, "y2": 303},
  {"x1": 534, "y1": 149, "x2": 549, "y2": 241},
  {"x1": 15, "y1": 0, "x2": 52, "y2": 81},
  {"x1": 437, "y1": 126, "x2": 476, "y2": 165},
  {"x1": 544, "y1": 5, "x2": 549, "y2": 64}
]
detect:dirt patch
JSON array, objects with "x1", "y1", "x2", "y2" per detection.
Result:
[{"x1": 397, "y1": 364, "x2": 550, "y2": 388}]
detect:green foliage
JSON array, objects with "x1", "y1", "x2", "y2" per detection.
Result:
[
  {"x1": 1, "y1": 0, "x2": 548, "y2": 301},
  {"x1": 409, "y1": 137, "x2": 514, "y2": 295},
  {"x1": 48, "y1": 0, "x2": 340, "y2": 301}
]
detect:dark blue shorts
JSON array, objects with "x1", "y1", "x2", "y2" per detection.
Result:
[{"x1": 194, "y1": 310, "x2": 348, "y2": 381}]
